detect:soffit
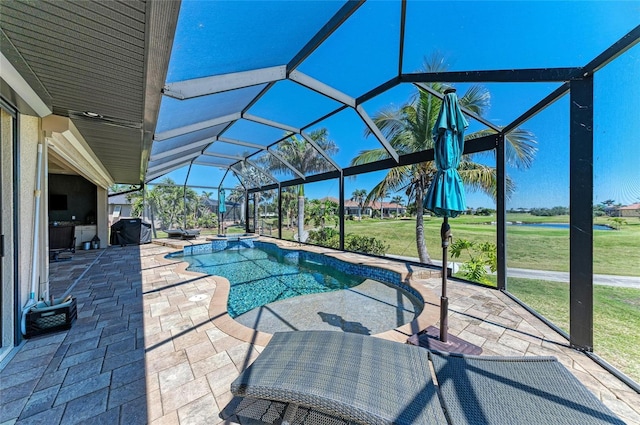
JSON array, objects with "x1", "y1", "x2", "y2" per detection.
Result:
[{"x1": 0, "y1": 0, "x2": 179, "y2": 184}]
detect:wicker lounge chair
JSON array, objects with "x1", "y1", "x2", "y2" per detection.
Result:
[
  {"x1": 165, "y1": 228, "x2": 200, "y2": 239},
  {"x1": 220, "y1": 331, "x2": 624, "y2": 425},
  {"x1": 180, "y1": 228, "x2": 200, "y2": 239},
  {"x1": 429, "y1": 351, "x2": 625, "y2": 425},
  {"x1": 221, "y1": 331, "x2": 447, "y2": 425},
  {"x1": 165, "y1": 229, "x2": 183, "y2": 239}
]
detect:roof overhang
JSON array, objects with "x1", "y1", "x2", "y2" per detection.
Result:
[{"x1": 0, "y1": 0, "x2": 181, "y2": 184}]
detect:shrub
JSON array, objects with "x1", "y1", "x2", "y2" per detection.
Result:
[
  {"x1": 608, "y1": 217, "x2": 627, "y2": 230},
  {"x1": 345, "y1": 235, "x2": 389, "y2": 256},
  {"x1": 197, "y1": 213, "x2": 218, "y2": 228},
  {"x1": 450, "y1": 239, "x2": 497, "y2": 285},
  {"x1": 307, "y1": 227, "x2": 339, "y2": 248},
  {"x1": 308, "y1": 229, "x2": 390, "y2": 255},
  {"x1": 474, "y1": 207, "x2": 494, "y2": 216}
]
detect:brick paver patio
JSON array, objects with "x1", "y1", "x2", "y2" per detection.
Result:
[{"x1": 1, "y1": 242, "x2": 638, "y2": 425}]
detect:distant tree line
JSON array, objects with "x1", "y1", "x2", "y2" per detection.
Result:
[
  {"x1": 112, "y1": 178, "x2": 220, "y2": 232},
  {"x1": 529, "y1": 206, "x2": 569, "y2": 216}
]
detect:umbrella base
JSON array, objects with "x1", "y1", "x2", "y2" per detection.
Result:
[{"x1": 407, "y1": 326, "x2": 483, "y2": 355}]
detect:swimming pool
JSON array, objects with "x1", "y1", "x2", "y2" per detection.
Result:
[{"x1": 172, "y1": 241, "x2": 423, "y2": 332}]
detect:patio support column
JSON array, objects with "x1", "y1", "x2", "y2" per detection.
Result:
[
  {"x1": 183, "y1": 164, "x2": 191, "y2": 229},
  {"x1": 245, "y1": 190, "x2": 250, "y2": 234},
  {"x1": 569, "y1": 77, "x2": 594, "y2": 351},
  {"x1": 339, "y1": 170, "x2": 344, "y2": 250},
  {"x1": 278, "y1": 184, "x2": 282, "y2": 239},
  {"x1": 496, "y1": 133, "x2": 507, "y2": 291}
]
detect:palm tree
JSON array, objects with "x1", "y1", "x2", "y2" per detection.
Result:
[
  {"x1": 268, "y1": 130, "x2": 338, "y2": 242},
  {"x1": 350, "y1": 189, "x2": 367, "y2": 220},
  {"x1": 196, "y1": 191, "x2": 211, "y2": 222},
  {"x1": 279, "y1": 187, "x2": 297, "y2": 229},
  {"x1": 391, "y1": 195, "x2": 404, "y2": 218},
  {"x1": 227, "y1": 187, "x2": 245, "y2": 224},
  {"x1": 351, "y1": 55, "x2": 537, "y2": 264}
]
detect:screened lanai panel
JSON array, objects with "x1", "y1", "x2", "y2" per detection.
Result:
[
  {"x1": 271, "y1": 134, "x2": 338, "y2": 178},
  {"x1": 219, "y1": 172, "x2": 242, "y2": 192},
  {"x1": 506, "y1": 94, "x2": 570, "y2": 332},
  {"x1": 148, "y1": 150, "x2": 198, "y2": 171},
  {"x1": 305, "y1": 107, "x2": 385, "y2": 168},
  {"x1": 166, "y1": 1, "x2": 347, "y2": 82},
  {"x1": 203, "y1": 141, "x2": 260, "y2": 159},
  {"x1": 149, "y1": 165, "x2": 190, "y2": 185},
  {"x1": 361, "y1": 83, "x2": 495, "y2": 157},
  {"x1": 224, "y1": 119, "x2": 290, "y2": 146},
  {"x1": 360, "y1": 83, "x2": 415, "y2": 118},
  {"x1": 230, "y1": 162, "x2": 272, "y2": 188},
  {"x1": 252, "y1": 150, "x2": 297, "y2": 182},
  {"x1": 150, "y1": 124, "x2": 228, "y2": 158},
  {"x1": 185, "y1": 164, "x2": 233, "y2": 189},
  {"x1": 478, "y1": 83, "x2": 564, "y2": 128},
  {"x1": 593, "y1": 43, "x2": 640, "y2": 210},
  {"x1": 247, "y1": 79, "x2": 343, "y2": 129},
  {"x1": 256, "y1": 188, "x2": 279, "y2": 237},
  {"x1": 302, "y1": 180, "x2": 340, "y2": 247},
  {"x1": 150, "y1": 144, "x2": 204, "y2": 167},
  {"x1": 194, "y1": 155, "x2": 236, "y2": 168},
  {"x1": 403, "y1": 1, "x2": 639, "y2": 73},
  {"x1": 297, "y1": 1, "x2": 400, "y2": 98},
  {"x1": 155, "y1": 84, "x2": 266, "y2": 134},
  {"x1": 593, "y1": 45, "x2": 640, "y2": 384}
]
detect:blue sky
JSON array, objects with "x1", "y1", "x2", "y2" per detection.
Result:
[{"x1": 157, "y1": 1, "x2": 640, "y2": 209}]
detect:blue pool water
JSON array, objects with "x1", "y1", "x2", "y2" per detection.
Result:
[
  {"x1": 511, "y1": 223, "x2": 612, "y2": 230},
  {"x1": 177, "y1": 242, "x2": 408, "y2": 318}
]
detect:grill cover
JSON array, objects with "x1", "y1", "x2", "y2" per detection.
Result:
[{"x1": 110, "y1": 218, "x2": 152, "y2": 246}]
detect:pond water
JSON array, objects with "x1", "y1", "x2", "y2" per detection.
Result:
[{"x1": 510, "y1": 223, "x2": 612, "y2": 231}]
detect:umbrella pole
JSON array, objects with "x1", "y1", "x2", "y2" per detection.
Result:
[{"x1": 440, "y1": 216, "x2": 451, "y2": 343}]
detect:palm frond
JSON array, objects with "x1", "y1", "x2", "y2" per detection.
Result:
[
  {"x1": 464, "y1": 127, "x2": 537, "y2": 170},
  {"x1": 350, "y1": 147, "x2": 390, "y2": 166},
  {"x1": 504, "y1": 128, "x2": 537, "y2": 169},
  {"x1": 365, "y1": 180, "x2": 389, "y2": 205},
  {"x1": 459, "y1": 160, "x2": 516, "y2": 199},
  {"x1": 459, "y1": 84, "x2": 491, "y2": 116}
]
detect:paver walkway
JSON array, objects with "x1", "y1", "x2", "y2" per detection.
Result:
[
  {"x1": 0, "y1": 243, "x2": 638, "y2": 425},
  {"x1": 388, "y1": 254, "x2": 640, "y2": 289}
]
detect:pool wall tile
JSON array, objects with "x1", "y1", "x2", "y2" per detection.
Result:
[{"x1": 177, "y1": 237, "x2": 260, "y2": 257}]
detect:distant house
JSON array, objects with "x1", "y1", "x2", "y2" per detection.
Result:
[
  {"x1": 320, "y1": 197, "x2": 406, "y2": 218},
  {"x1": 108, "y1": 193, "x2": 133, "y2": 227},
  {"x1": 618, "y1": 203, "x2": 640, "y2": 218}
]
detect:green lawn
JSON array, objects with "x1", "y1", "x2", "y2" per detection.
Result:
[
  {"x1": 339, "y1": 214, "x2": 640, "y2": 276},
  {"x1": 503, "y1": 276, "x2": 640, "y2": 383}
]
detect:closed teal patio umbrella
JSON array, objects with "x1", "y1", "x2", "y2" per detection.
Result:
[
  {"x1": 219, "y1": 188, "x2": 226, "y2": 235},
  {"x1": 423, "y1": 88, "x2": 469, "y2": 343}
]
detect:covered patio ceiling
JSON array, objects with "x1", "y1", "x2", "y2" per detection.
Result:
[
  {"x1": 1, "y1": 0, "x2": 179, "y2": 184},
  {"x1": 1, "y1": 1, "x2": 639, "y2": 187}
]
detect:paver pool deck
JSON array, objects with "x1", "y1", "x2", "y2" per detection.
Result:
[{"x1": 0, "y1": 239, "x2": 638, "y2": 425}]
